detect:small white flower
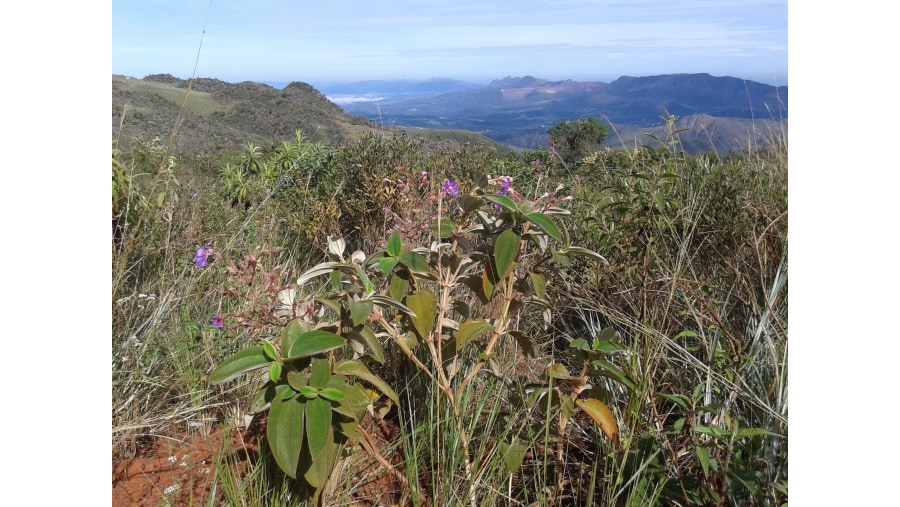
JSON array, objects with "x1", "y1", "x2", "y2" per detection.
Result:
[{"x1": 163, "y1": 484, "x2": 179, "y2": 495}]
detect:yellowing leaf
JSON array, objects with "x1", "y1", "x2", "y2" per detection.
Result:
[{"x1": 576, "y1": 398, "x2": 619, "y2": 449}]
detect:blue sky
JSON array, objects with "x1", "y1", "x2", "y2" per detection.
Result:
[{"x1": 112, "y1": 0, "x2": 787, "y2": 86}]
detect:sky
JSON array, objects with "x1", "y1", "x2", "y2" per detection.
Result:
[{"x1": 112, "y1": 0, "x2": 787, "y2": 87}]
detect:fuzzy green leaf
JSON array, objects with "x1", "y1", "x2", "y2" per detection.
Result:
[
  {"x1": 305, "y1": 396, "x2": 332, "y2": 467},
  {"x1": 696, "y1": 444, "x2": 712, "y2": 478},
  {"x1": 525, "y1": 212, "x2": 562, "y2": 242},
  {"x1": 483, "y1": 194, "x2": 518, "y2": 212},
  {"x1": 299, "y1": 385, "x2": 319, "y2": 399},
  {"x1": 379, "y1": 256, "x2": 400, "y2": 277},
  {"x1": 268, "y1": 386, "x2": 304, "y2": 478},
  {"x1": 457, "y1": 319, "x2": 495, "y2": 350},
  {"x1": 309, "y1": 358, "x2": 332, "y2": 388},
  {"x1": 529, "y1": 271, "x2": 547, "y2": 299},
  {"x1": 387, "y1": 229, "x2": 402, "y2": 258},
  {"x1": 208, "y1": 347, "x2": 270, "y2": 385},
  {"x1": 333, "y1": 359, "x2": 399, "y2": 404},
  {"x1": 388, "y1": 272, "x2": 409, "y2": 302},
  {"x1": 431, "y1": 218, "x2": 456, "y2": 239},
  {"x1": 590, "y1": 359, "x2": 635, "y2": 390},
  {"x1": 495, "y1": 230, "x2": 520, "y2": 281},
  {"x1": 500, "y1": 441, "x2": 528, "y2": 474},
  {"x1": 261, "y1": 339, "x2": 279, "y2": 361},
  {"x1": 460, "y1": 194, "x2": 482, "y2": 213},
  {"x1": 248, "y1": 383, "x2": 276, "y2": 414},
  {"x1": 346, "y1": 325, "x2": 385, "y2": 364},
  {"x1": 285, "y1": 330, "x2": 346, "y2": 360},
  {"x1": 268, "y1": 361, "x2": 283, "y2": 383},
  {"x1": 286, "y1": 371, "x2": 308, "y2": 393},
  {"x1": 405, "y1": 290, "x2": 436, "y2": 340},
  {"x1": 400, "y1": 251, "x2": 430, "y2": 272},
  {"x1": 349, "y1": 299, "x2": 374, "y2": 326},
  {"x1": 304, "y1": 427, "x2": 335, "y2": 490},
  {"x1": 318, "y1": 387, "x2": 346, "y2": 402}
]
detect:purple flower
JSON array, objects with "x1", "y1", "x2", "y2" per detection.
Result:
[
  {"x1": 195, "y1": 246, "x2": 212, "y2": 267},
  {"x1": 210, "y1": 315, "x2": 224, "y2": 330},
  {"x1": 442, "y1": 180, "x2": 459, "y2": 197}
]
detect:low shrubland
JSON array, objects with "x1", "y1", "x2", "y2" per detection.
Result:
[{"x1": 112, "y1": 116, "x2": 786, "y2": 506}]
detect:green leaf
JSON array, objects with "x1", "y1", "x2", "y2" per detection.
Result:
[
  {"x1": 590, "y1": 359, "x2": 635, "y2": 390},
  {"x1": 460, "y1": 194, "x2": 482, "y2": 213},
  {"x1": 500, "y1": 440, "x2": 528, "y2": 474},
  {"x1": 659, "y1": 393, "x2": 690, "y2": 412},
  {"x1": 208, "y1": 347, "x2": 270, "y2": 385},
  {"x1": 495, "y1": 230, "x2": 520, "y2": 281},
  {"x1": 268, "y1": 361, "x2": 283, "y2": 383},
  {"x1": 351, "y1": 263, "x2": 374, "y2": 294},
  {"x1": 529, "y1": 271, "x2": 546, "y2": 299},
  {"x1": 481, "y1": 264, "x2": 496, "y2": 301},
  {"x1": 346, "y1": 325, "x2": 385, "y2": 364},
  {"x1": 333, "y1": 359, "x2": 399, "y2": 404},
  {"x1": 261, "y1": 339, "x2": 279, "y2": 361},
  {"x1": 379, "y1": 256, "x2": 400, "y2": 277},
  {"x1": 285, "y1": 330, "x2": 346, "y2": 360},
  {"x1": 318, "y1": 387, "x2": 346, "y2": 402},
  {"x1": 405, "y1": 290, "x2": 436, "y2": 340},
  {"x1": 329, "y1": 269, "x2": 342, "y2": 291},
  {"x1": 576, "y1": 398, "x2": 619, "y2": 448},
  {"x1": 349, "y1": 299, "x2": 374, "y2": 326},
  {"x1": 309, "y1": 358, "x2": 332, "y2": 388},
  {"x1": 331, "y1": 382, "x2": 370, "y2": 421},
  {"x1": 248, "y1": 383, "x2": 276, "y2": 414},
  {"x1": 696, "y1": 444, "x2": 711, "y2": 478},
  {"x1": 525, "y1": 212, "x2": 562, "y2": 242},
  {"x1": 517, "y1": 200, "x2": 535, "y2": 214},
  {"x1": 268, "y1": 386, "x2": 304, "y2": 478},
  {"x1": 286, "y1": 371, "x2": 308, "y2": 393},
  {"x1": 299, "y1": 385, "x2": 319, "y2": 399},
  {"x1": 388, "y1": 272, "x2": 409, "y2": 302},
  {"x1": 305, "y1": 396, "x2": 332, "y2": 459},
  {"x1": 483, "y1": 194, "x2": 518, "y2": 212},
  {"x1": 735, "y1": 427, "x2": 777, "y2": 439},
  {"x1": 456, "y1": 319, "x2": 495, "y2": 350},
  {"x1": 304, "y1": 426, "x2": 335, "y2": 490},
  {"x1": 400, "y1": 251, "x2": 430, "y2": 272},
  {"x1": 386, "y1": 229, "x2": 402, "y2": 258},
  {"x1": 552, "y1": 251, "x2": 571, "y2": 267},
  {"x1": 281, "y1": 319, "x2": 309, "y2": 348},
  {"x1": 431, "y1": 219, "x2": 455, "y2": 239}
]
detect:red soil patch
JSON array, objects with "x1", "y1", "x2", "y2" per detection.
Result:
[
  {"x1": 112, "y1": 418, "x2": 265, "y2": 507},
  {"x1": 112, "y1": 415, "x2": 408, "y2": 507}
]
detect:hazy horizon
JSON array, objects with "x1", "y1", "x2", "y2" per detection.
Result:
[
  {"x1": 113, "y1": 1, "x2": 787, "y2": 88},
  {"x1": 115, "y1": 71, "x2": 788, "y2": 91}
]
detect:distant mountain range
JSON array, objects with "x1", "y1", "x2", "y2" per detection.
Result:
[
  {"x1": 113, "y1": 73, "x2": 787, "y2": 157},
  {"x1": 327, "y1": 73, "x2": 787, "y2": 153}
]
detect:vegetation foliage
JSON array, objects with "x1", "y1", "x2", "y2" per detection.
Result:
[{"x1": 113, "y1": 84, "x2": 787, "y2": 506}]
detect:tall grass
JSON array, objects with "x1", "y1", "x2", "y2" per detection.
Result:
[{"x1": 113, "y1": 112, "x2": 787, "y2": 505}]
